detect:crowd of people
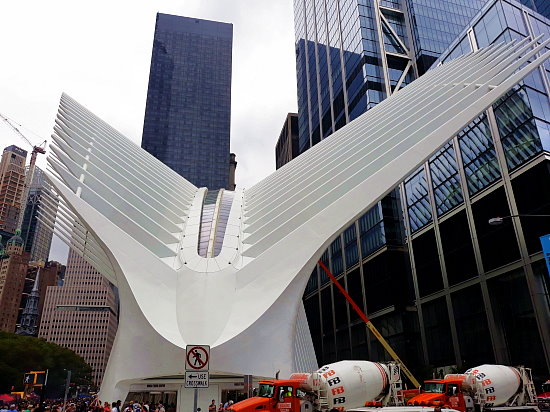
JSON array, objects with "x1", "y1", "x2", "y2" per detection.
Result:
[
  {"x1": 0, "y1": 397, "x2": 244, "y2": 412},
  {"x1": 0, "y1": 398, "x2": 169, "y2": 412}
]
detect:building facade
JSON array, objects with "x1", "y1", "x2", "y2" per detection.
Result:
[
  {"x1": 294, "y1": 0, "x2": 550, "y2": 380},
  {"x1": 39, "y1": 250, "x2": 118, "y2": 385},
  {"x1": 293, "y1": 0, "x2": 489, "y2": 155},
  {"x1": 20, "y1": 168, "x2": 55, "y2": 263},
  {"x1": 16, "y1": 268, "x2": 42, "y2": 336},
  {"x1": 17, "y1": 260, "x2": 65, "y2": 332},
  {"x1": 0, "y1": 231, "x2": 30, "y2": 332},
  {"x1": 275, "y1": 113, "x2": 299, "y2": 170},
  {"x1": 141, "y1": 13, "x2": 233, "y2": 190},
  {"x1": 517, "y1": 0, "x2": 550, "y2": 19},
  {"x1": 0, "y1": 145, "x2": 27, "y2": 233}
]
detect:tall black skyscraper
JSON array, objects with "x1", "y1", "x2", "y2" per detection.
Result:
[
  {"x1": 517, "y1": 0, "x2": 550, "y2": 18},
  {"x1": 142, "y1": 13, "x2": 233, "y2": 189}
]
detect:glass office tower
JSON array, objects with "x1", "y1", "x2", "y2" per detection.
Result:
[
  {"x1": 142, "y1": 13, "x2": 233, "y2": 189},
  {"x1": 293, "y1": 0, "x2": 550, "y2": 380},
  {"x1": 517, "y1": 0, "x2": 550, "y2": 19},
  {"x1": 294, "y1": 0, "x2": 487, "y2": 154}
]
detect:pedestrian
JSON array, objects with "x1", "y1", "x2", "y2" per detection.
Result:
[
  {"x1": 0, "y1": 402, "x2": 8, "y2": 412},
  {"x1": 217, "y1": 404, "x2": 223, "y2": 412},
  {"x1": 9, "y1": 405, "x2": 18, "y2": 412},
  {"x1": 208, "y1": 401, "x2": 216, "y2": 412},
  {"x1": 103, "y1": 403, "x2": 110, "y2": 412}
]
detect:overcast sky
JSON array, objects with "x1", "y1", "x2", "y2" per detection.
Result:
[{"x1": 0, "y1": 0, "x2": 297, "y2": 263}]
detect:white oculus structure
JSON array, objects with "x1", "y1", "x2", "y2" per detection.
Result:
[{"x1": 38, "y1": 38, "x2": 549, "y2": 404}]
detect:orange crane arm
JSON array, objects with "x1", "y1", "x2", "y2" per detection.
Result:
[{"x1": 318, "y1": 259, "x2": 421, "y2": 388}]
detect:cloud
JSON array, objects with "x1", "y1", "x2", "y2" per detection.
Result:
[{"x1": 0, "y1": 0, "x2": 296, "y2": 192}]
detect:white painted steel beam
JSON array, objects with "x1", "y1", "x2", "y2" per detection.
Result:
[{"x1": 241, "y1": 38, "x2": 548, "y2": 258}]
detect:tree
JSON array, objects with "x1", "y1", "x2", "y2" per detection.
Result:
[{"x1": 0, "y1": 332, "x2": 93, "y2": 397}]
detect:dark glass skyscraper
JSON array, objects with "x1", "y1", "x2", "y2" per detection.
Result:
[
  {"x1": 293, "y1": 0, "x2": 550, "y2": 379},
  {"x1": 142, "y1": 13, "x2": 233, "y2": 189},
  {"x1": 294, "y1": 0, "x2": 494, "y2": 154},
  {"x1": 517, "y1": 0, "x2": 550, "y2": 19}
]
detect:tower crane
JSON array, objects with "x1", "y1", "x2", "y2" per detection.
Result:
[{"x1": 0, "y1": 113, "x2": 47, "y2": 231}]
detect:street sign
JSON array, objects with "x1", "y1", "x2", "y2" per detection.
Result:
[
  {"x1": 35, "y1": 371, "x2": 47, "y2": 386},
  {"x1": 24, "y1": 373, "x2": 35, "y2": 385},
  {"x1": 185, "y1": 371, "x2": 209, "y2": 388},
  {"x1": 23, "y1": 371, "x2": 47, "y2": 386},
  {"x1": 186, "y1": 345, "x2": 210, "y2": 371},
  {"x1": 540, "y1": 234, "x2": 550, "y2": 275}
]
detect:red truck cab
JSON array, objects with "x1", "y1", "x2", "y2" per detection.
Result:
[
  {"x1": 407, "y1": 379, "x2": 467, "y2": 412},
  {"x1": 229, "y1": 380, "x2": 306, "y2": 412},
  {"x1": 540, "y1": 380, "x2": 550, "y2": 399}
]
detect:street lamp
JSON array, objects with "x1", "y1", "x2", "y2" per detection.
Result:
[{"x1": 488, "y1": 214, "x2": 550, "y2": 225}]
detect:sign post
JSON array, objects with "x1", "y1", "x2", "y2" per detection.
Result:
[
  {"x1": 63, "y1": 370, "x2": 72, "y2": 412},
  {"x1": 38, "y1": 370, "x2": 48, "y2": 405},
  {"x1": 24, "y1": 371, "x2": 48, "y2": 403},
  {"x1": 185, "y1": 345, "x2": 210, "y2": 412}
]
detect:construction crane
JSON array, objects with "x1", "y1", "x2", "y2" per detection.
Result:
[
  {"x1": 0, "y1": 113, "x2": 47, "y2": 231},
  {"x1": 318, "y1": 260, "x2": 421, "y2": 389}
]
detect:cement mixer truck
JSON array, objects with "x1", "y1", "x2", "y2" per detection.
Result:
[
  {"x1": 228, "y1": 361, "x2": 406, "y2": 412},
  {"x1": 404, "y1": 364, "x2": 539, "y2": 412}
]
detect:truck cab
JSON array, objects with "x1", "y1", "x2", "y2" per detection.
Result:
[
  {"x1": 540, "y1": 381, "x2": 550, "y2": 400},
  {"x1": 229, "y1": 380, "x2": 313, "y2": 412},
  {"x1": 407, "y1": 379, "x2": 472, "y2": 412}
]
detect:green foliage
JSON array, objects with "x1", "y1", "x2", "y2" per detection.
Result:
[{"x1": 0, "y1": 332, "x2": 93, "y2": 394}]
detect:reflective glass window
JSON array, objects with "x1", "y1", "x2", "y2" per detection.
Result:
[
  {"x1": 488, "y1": 268, "x2": 546, "y2": 369},
  {"x1": 344, "y1": 224, "x2": 359, "y2": 268},
  {"x1": 422, "y1": 297, "x2": 455, "y2": 366},
  {"x1": 474, "y1": 2, "x2": 506, "y2": 48},
  {"x1": 319, "y1": 250, "x2": 330, "y2": 285},
  {"x1": 429, "y1": 142, "x2": 464, "y2": 216},
  {"x1": 451, "y1": 285, "x2": 494, "y2": 365},
  {"x1": 405, "y1": 167, "x2": 432, "y2": 232},
  {"x1": 471, "y1": 187, "x2": 520, "y2": 271},
  {"x1": 439, "y1": 211, "x2": 478, "y2": 286},
  {"x1": 412, "y1": 229, "x2": 443, "y2": 297},
  {"x1": 494, "y1": 86, "x2": 549, "y2": 171},
  {"x1": 457, "y1": 115, "x2": 501, "y2": 196},
  {"x1": 358, "y1": 204, "x2": 386, "y2": 256},
  {"x1": 305, "y1": 267, "x2": 319, "y2": 295},
  {"x1": 330, "y1": 236, "x2": 344, "y2": 276}
]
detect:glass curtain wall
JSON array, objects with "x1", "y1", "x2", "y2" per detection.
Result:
[{"x1": 298, "y1": 0, "x2": 550, "y2": 380}]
